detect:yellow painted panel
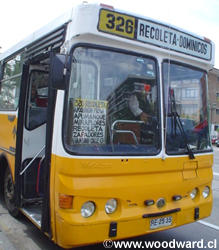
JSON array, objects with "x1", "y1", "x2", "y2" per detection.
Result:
[
  {"x1": 49, "y1": 153, "x2": 213, "y2": 248},
  {"x1": 0, "y1": 113, "x2": 17, "y2": 178},
  {"x1": 0, "y1": 114, "x2": 17, "y2": 150}
]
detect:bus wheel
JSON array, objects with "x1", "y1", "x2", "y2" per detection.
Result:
[{"x1": 4, "y1": 168, "x2": 20, "y2": 217}]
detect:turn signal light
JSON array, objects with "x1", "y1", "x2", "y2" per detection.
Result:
[{"x1": 59, "y1": 194, "x2": 73, "y2": 209}]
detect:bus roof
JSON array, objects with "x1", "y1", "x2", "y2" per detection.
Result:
[
  {"x1": 0, "y1": 9, "x2": 72, "y2": 61},
  {"x1": 0, "y1": 2, "x2": 215, "y2": 67}
]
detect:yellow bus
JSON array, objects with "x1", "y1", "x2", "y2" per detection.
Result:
[{"x1": 0, "y1": 2, "x2": 215, "y2": 248}]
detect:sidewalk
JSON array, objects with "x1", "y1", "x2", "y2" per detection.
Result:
[{"x1": 0, "y1": 229, "x2": 16, "y2": 250}]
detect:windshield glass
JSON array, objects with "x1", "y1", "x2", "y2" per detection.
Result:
[
  {"x1": 64, "y1": 47, "x2": 160, "y2": 155},
  {"x1": 163, "y1": 61, "x2": 211, "y2": 154}
]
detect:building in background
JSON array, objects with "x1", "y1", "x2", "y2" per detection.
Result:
[{"x1": 208, "y1": 67, "x2": 219, "y2": 139}]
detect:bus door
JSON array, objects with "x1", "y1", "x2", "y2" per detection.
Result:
[
  {"x1": 11, "y1": 52, "x2": 66, "y2": 231},
  {"x1": 18, "y1": 59, "x2": 50, "y2": 225},
  {"x1": 22, "y1": 69, "x2": 48, "y2": 195},
  {"x1": 17, "y1": 53, "x2": 65, "y2": 231}
]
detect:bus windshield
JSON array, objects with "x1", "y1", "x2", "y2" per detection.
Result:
[
  {"x1": 163, "y1": 61, "x2": 211, "y2": 154},
  {"x1": 64, "y1": 46, "x2": 160, "y2": 155}
]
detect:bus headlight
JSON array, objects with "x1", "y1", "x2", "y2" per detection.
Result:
[
  {"x1": 105, "y1": 199, "x2": 117, "y2": 214},
  {"x1": 202, "y1": 186, "x2": 210, "y2": 198},
  {"x1": 190, "y1": 188, "x2": 198, "y2": 200},
  {"x1": 81, "y1": 201, "x2": 95, "y2": 218}
]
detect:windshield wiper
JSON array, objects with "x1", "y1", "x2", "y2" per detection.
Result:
[{"x1": 169, "y1": 89, "x2": 195, "y2": 160}]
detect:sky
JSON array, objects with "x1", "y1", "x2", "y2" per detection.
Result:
[{"x1": 0, "y1": 0, "x2": 218, "y2": 68}]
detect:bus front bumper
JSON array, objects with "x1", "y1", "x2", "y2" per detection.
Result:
[{"x1": 54, "y1": 200, "x2": 212, "y2": 249}]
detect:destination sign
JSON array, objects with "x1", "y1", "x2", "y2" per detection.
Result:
[
  {"x1": 70, "y1": 98, "x2": 107, "y2": 145},
  {"x1": 98, "y1": 9, "x2": 212, "y2": 60}
]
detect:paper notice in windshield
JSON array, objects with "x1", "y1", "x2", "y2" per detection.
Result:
[
  {"x1": 69, "y1": 98, "x2": 107, "y2": 144},
  {"x1": 98, "y1": 9, "x2": 212, "y2": 60}
]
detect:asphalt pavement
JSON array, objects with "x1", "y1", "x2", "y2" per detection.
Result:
[
  {"x1": 0, "y1": 231, "x2": 16, "y2": 250},
  {"x1": 0, "y1": 206, "x2": 17, "y2": 250},
  {"x1": 200, "y1": 146, "x2": 219, "y2": 229}
]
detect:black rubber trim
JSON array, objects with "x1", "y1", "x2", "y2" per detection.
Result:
[{"x1": 142, "y1": 208, "x2": 181, "y2": 218}]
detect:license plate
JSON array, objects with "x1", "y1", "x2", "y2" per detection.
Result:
[{"x1": 150, "y1": 216, "x2": 172, "y2": 230}]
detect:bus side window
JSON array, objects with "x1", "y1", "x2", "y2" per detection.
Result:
[
  {"x1": 0, "y1": 55, "x2": 23, "y2": 110},
  {"x1": 27, "y1": 70, "x2": 49, "y2": 130}
]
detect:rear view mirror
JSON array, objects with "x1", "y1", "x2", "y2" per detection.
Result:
[{"x1": 50, "y1": 53, "x2": 67, "y2": 90}]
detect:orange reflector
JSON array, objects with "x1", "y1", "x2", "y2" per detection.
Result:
[
  {"x1": 59, "y1": 194, "x2": 73, "y2": 209},
  {"x1": 204, "y1": 37, "x2": 211, "y2": 43},
  {"x1": 100, "y1": 3, "x2": 114, "y2": 9}
]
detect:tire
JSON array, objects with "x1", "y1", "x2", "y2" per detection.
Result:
[{"x1": 4, "y1": 167, "x2": 20, "y2": 217}]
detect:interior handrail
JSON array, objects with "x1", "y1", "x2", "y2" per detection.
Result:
[{"x1": 19, "y1": 145, "x2": 46, "y2": 176}]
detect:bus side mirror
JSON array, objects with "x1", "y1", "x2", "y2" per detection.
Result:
[{"x1": 50, "y1": 53, "x2": 67, "y2": 90}]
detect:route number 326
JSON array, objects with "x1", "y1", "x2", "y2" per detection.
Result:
[
  {"x1": 106, "y1": 13, "x2": 134, "y2": 34},
  {"x1": 99, "y1": 10, "x2": 135, "y2": 38}
]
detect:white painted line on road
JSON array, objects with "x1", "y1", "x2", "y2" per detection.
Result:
[
  {"x1": 198, "y1": 220, "x2": 219, "y2": 231},
  {"x1": 213, "y1": 172, "x2": 219, "y2": 176}
]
